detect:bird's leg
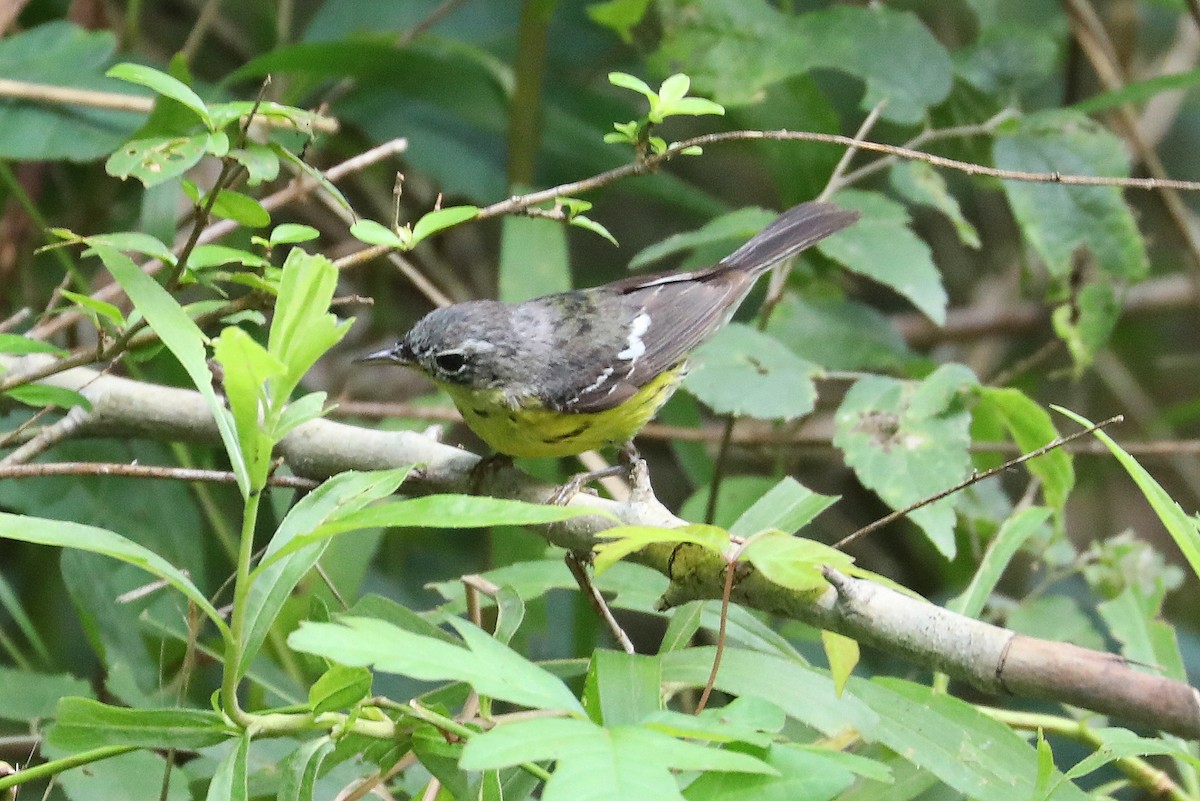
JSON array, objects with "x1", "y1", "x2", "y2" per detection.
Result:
[{"x1": 546, "y1": 441, "x2": 651, "y2": 506}]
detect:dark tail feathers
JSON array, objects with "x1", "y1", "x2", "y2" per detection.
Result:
[{"x1": 720, "y1": 200, "x2": 859, "y2": 274}]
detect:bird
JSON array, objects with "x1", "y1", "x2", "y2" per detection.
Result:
[{"x1": 358, "y1": 200, "x2": 859, "y2": 460}]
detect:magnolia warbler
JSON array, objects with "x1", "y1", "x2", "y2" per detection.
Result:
[{"x1": 359, "y1": 200, "x2": 859, "y2": 458}]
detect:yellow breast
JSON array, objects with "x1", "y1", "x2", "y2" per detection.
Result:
[{"x1": 437, "y1": 366, "x2": 685, "y2": 458}]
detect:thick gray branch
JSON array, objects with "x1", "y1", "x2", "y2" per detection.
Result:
[{"x1": 7, "y1": 354, "x2": 1199, "y2": 739}]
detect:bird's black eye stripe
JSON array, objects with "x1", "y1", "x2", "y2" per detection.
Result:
[{"x1": 434, "y1": 350, "x2": 468, "y2": 373}]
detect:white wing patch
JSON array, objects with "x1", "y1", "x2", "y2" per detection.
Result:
[{"x1": 618, "y1": 311, "x2": 651, "y2": 361}]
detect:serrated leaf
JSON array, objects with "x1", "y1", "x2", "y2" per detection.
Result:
[
  {"x1": 995, "y1": 111, "x2": 1147, "y2": 284},
  {"x1": 461, "y1": 718, "x2": 775, "y2": 801},
  {"x1": 822, "y1": 190, "x2": 947, "y2": 325},
  {"x1": 890, "y1": 161, "x2": 980, "y2": 249},
  {"x1": 685, "y1": 324, "x2": 818, "y2": 419},
  {"x1": 834, "y1": 366, "x2": 978, "y2": 558}
]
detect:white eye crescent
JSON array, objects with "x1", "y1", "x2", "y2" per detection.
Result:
[{"x1": 434, "y1": 350, "x2": 469, "y2": 374}]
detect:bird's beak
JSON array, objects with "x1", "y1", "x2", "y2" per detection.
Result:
[{"x1": 355, "y1": 343, "x2": 413, "y2": 365}]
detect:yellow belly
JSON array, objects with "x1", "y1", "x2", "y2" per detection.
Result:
[{"x1": 438, "y1": 367, "x2": 684, "y2": 458}]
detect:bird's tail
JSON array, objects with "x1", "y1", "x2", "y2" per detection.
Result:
[{"x1": 719, "y1": 200, "x2": 859, "y2": 275}]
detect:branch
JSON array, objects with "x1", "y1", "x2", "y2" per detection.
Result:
[{"x1": 4, "y1": 353, "x2": 1199, "y2": 739}]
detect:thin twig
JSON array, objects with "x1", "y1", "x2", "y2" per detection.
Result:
[
  {"x1": 565, "y1": 552, "x2": 635, "y2": 655},
  {"x1": 0, "y1": 461, "x2": 318, "y2": 489},
  {"x1": 833, "y1": 414, "x2": 1124, "y2": 551}
]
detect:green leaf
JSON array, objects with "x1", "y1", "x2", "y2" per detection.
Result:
[
  {"x1": 582, "y1": 650, "x2": 662, "y2": 726},
  {"x1": 206, "y1": 732, "x2": 249, "y2": 801},
  {"x1": 499, "y1": 212, "x2": 571, "y2": 303},
  {"x1": 765, "y1": 293, "x2": 916, "y2": 373},
  {"x1": 889, "y1": 161, "x2": 980, "y2": 249},
  {"x1": 277, "y1": 738, "x2": 335, "y2": 801},
  {"x1": 105, "y1": 134, "x2": 209, "y2": 188},
  {"x1": 107, "y1": 63, "x2": 212, "y2": 129},
  {"x1": 822, "y1": 190, "x2": 947, "y2": 325},
  {"x1": 629, "y1": 207, "x2": 774, "y2": 271},
  {"x1": 1072, "y1": 68, "x2": 1200, "y2": 115},
  {"x1": 309, "y1": 664, "x2": 372, "y2": 714},
  {"x1": 568, "y1": 214, "x2": 619, "y2": 246},
  {"x1": 0, "y1": 334, "x2": 66, "y2": 356},
  {"x1": 593, "y1": 523, "x2": 729, "y2": 574},
  {"x1": 1056, "y1": 406, "x2": 1200, "y2": 580},
  {"x1": 1008, "y1": 595, "x2": 1104, "y2": 650},
  {"x1": 1051, "y1": 281, "x2": 1119, "y2": 373},
  {"x1": 608, "y1": 71, "x2": 658, "y2": 101},
  {"x1": 59, "y1": 289, "x2": 126, "y2": 327},
  {"x1": 212, "y1": 326, "x2": 281, "y2": 488},
  {"x1": 461, "y1": 718, "x2": 774, "y2": 801},
  {"x1": 349, "y1": 219, "x2": 407, "y2": 248},
  {"x1": 0, "y1": 668, "x2": 92, "y2": 721},
  {"x1": 288, "y1": 616, "x2": 585, "y2": 713},
  {"x1": 227, "y1": 143, "x2": 280, "y2": 185},
  {"x1": 0, "y1": 23, "x2": 142, "y2": 161},
  {"x1": 0, "y1": 512, "x2": 228, "y2": 638},
  {"x1": 188, "y1": 244, "x2": 270, "y2": 271},
  {"x1": 261, "y1": 494, "x2": 599, "y2": 570},
  {"x1": 270, "y1": 224, "x2": 320, "y2": 246},
  {"x1": 995, "y1": 111, "x2": 1147, "y2": 284},
  {"x1": 740, "y1": 531, "x2": 854, "y2": 592},
  {"x1": 949, "y1": 507, "x2": 1052, "y2": 619},
  {"x1": 208, "y1": 188, "x2": 271, "y2": 228},
  {"x1": 272, "y1": 142, "x2": 356, "y2": 215},
  {"x1": 267, "y1": 249, "x2": 350, "y2": 409},
  {"x1": 47, "y1": 697, "x2": 231, "y2": 750},
  {"x1": 588, "y1": 0, "x2": 653, "y2": 44},
  {"x1": 650, "y1": 4, "x2": 952, "y2": 124},
  {"x1": 974, "y1": 388, "x2": 1074, "y2": 514},
  {"x1": 685, "y1": 324, "x2": 818, "y2": 419},
  {"x1": 239, "y1": 468, "x2": 410, "y2": 679},
  {"x1": 683, "y1": 742, "x2": 858, "y2": 801},
  {"x1": 410, "y1": 205, "x2": 479, "y2": 247},
  {"x1": 3, "y1": 383, "x2": 91, "y2": 411},
  {"x1": 83, "y1": 231, "x2": 176, "y2": 264},
  {"x1": 729, "y1": 477, "x2": 838, "y2": 538},
  {"x1": 821, "y1": 631, "x2": 859, "y2": 696},
  {"x1": 834, "y1": 365, "x2": 978, "y2": 558},
  {"x1": 53, "y1": 748, "x2": 191, "y2": 800}
]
